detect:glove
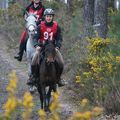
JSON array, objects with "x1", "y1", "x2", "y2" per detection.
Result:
[
  {"x1": 36, "y1": 46, "x2": 41, "y2": 51},
  {"x1": 55, "y1": 47, "x2": 60, "y2": 50}
]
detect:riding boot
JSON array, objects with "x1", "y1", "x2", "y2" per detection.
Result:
[
  {"x1": 55, "y1": 62, "x2": 65, "y2": 87},
  {"x1": 14, "y1": 42, "x2": 25, "y2": 61},
  {"x1": 14, "y1": 30, "x2": 28, "y2": 61}
]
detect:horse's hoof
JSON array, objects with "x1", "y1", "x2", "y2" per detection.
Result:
[
  {"x1": 29, "y1": 86, "x2": 37, "y2": 94},
  {"x1": 44, "y1": 107, "x2": 50, "y2": 113}
]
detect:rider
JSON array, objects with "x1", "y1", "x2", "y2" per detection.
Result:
[
  {"x1": 28, "y1": 8, "x2": 65, "y2": 86},
  {"x1": 14, "y1": 0, "x2": 45, "y2": 61}
]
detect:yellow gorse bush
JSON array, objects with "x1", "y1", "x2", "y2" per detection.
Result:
[
  {"x1": 77, "y1": 37, "x2": 120, "y2": 104},
  {"x1": 23, "y1": 92, "x2": 34, "y2": 109},
  {"x1": 38, "y1": 109, "x2": 46, "y2": 120},
  {"x1": 3, "y1": 97, "x2": 17, "y2": 117},
  {"x1": 6, "y1": 70, "x2": 18, "y2": 95},
  {"x1": 2, "y1": 70, "x2": 18, "y2": 118},
  {"x1": 22, "y1": 92, "x2": 34, "y2": 120},
  {"x1": 1, "y1": 71, "x2": 103, "y2": 120},
  {"x1": 88, "y1": 37, "x2": 111, "y2": 54},
  {"x1": 70, "y1": 111, "x2": 92, "y2": 120},
  {"x1": 70, "y1": 99, "x2": 103, "y2": 120},
  {"x1": 116, "y1": 56, "x2": 120, "y2": 63},
  {"x1": 49, "y1": 92, "x2": 61, "y2": 120}
]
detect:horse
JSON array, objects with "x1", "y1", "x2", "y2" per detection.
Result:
[
  {"x1": 25, "y1": 13, "x2": 37, "y2": 82},
  {"x1": 32, "y1": 40, "x2": 60, "y2": 111},
  {"x1": 24, "y1": 13, "x2": 39, "y2": 92}
]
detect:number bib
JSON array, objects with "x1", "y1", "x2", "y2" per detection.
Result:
[{"x1": 39, "y1": 21, "x2": 58, "y2": 43}]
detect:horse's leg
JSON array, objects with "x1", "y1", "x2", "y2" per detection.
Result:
[
  {"x1": 53, "y1": 84, "x2": 57, "y2": 92},
  {"x1": 37, "y1": 84, "x2": 44, "y2": 109},
  {"x1": 46, "y1": 86, "x2": 52, "y2": 109},
  {"x1": 43, "y1": 86, "x2": 48, "y2": 112},
  {"x1": 26, "y1": 50, "x2": 32, "y2": 76},
  {"x1": 38, "y1": 84, "x2": 48, "y2": 111},
  {"x1": 46, "y1": 84, "x2": 57, "y2": 110}
]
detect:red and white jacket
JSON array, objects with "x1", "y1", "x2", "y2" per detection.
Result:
[
  {"x1": 33, "y1": 21, "x2": 63, "y2": 49},
  {"x1": 39, "y1": 21, "x2": 58, "y2": 44}
]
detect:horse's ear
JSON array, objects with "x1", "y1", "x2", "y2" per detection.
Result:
[{"x1": 33, "y1": 14, "x2": 38, "y2": 20}]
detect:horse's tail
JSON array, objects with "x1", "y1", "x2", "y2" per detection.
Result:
[{"x1": 32, "y1": 51, "x2": 40, "y2": 65}]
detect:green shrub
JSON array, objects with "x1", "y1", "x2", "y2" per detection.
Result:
[{"x1": 75, "y1": 37, "x2": 120, "y2": 105}]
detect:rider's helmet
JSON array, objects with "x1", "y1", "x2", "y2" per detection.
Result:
[
  {"x1": 44, "y1": 8, "x2": 55, "y2": 24},
  {"x1": 44, "y1": 8, "x2": 55, "y2": 16}
]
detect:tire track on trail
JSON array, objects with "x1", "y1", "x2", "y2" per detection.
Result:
[{"x1": 0, "y1": 34, "x2": 80, "y2": 119}]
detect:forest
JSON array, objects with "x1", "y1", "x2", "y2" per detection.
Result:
[{"x1": 0, "y1": 0, "x2": 120, "y2": 120}]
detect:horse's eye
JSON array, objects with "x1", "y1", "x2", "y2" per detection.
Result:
[{"x1": 29, "y1": 29, "x2": 35, "y2": 32}]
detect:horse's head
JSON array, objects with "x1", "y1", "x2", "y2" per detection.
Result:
[
  {"x1": 25, "y1": 13, "x2": 37, "y2": 37},
  {"x1": 44, "y1": 41, "x2": 56, "y2": 63}
]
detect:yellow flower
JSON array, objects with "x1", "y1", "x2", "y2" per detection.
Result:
[
  {"x1": 53, "y1": 92, "x2": 59, "y2": 100},
  {"x1": 83, "y1": 72, "x2": 92, "y2": 78},
  {"x1": 22, "y1": 92, "x2": 34, "y2": 120},
  {"x1": 6, "y1": 71, "x2": 17, "y2": 94},
  {"x1": 23, "y1": 92, "x2": 34, "y2": 108},
  {"x1": 49, "y1": 102, "x2": 60, "y2": 111},
  {"x1": 81, "y1": 98, "x2": 89, "y2": 107},
  {"x1": 38, "y1": 109, "x2": 46, "y2": 117},
  {"x1": 38, "y1": 109, "x2": 46, "y2": 120},
  {"x1": 70, "y1": 111, "x2": 92, "y2": 120},
  {"x1": 116, "y1": 56, "x2": 120, "y2": 63},
  {"x1": 75, "y1": 75, "x2": 81, "y2": 83},
  {"x1": 49, "y1": 92, "x2": 61, "y2": 115},
  {"x1": 106, "y1": 63, "x2": 112, "y2": 72},
  {"x1": 83, "y1": 111, "x2": 92, "y2": 119},
  {"x1": 3, "y1": 97, "x2": 17, "y2": 117},
  {"x1": 17, "y1": 99, "x2": 22, "y2": 105},
  {"x1": 92, "y1": 107, "x2": 103, "y2": 116},
  {"x1": 73, "y1": 112, "x2": 84, "y2": 119}
]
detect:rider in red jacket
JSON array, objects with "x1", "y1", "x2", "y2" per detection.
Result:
[{"x1": 14, "y1": 0, "x2": 45, "y2": 61}]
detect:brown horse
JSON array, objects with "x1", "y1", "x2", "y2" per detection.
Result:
[{"x1": 32, "y1": 41, "x2": 61, "y2": 111}]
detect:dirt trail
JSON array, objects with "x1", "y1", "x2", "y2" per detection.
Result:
[
  {"x1": 1, "y1": 34, "x2": 120, "y2": 120},
  {"x1": 0, "y1": 34, "x2": 80, "y2": 119}
]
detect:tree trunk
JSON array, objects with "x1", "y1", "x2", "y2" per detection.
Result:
[
  {"x1": 67, "y1": 0, "x2": 74, "y2": 15},
  {"x1": 94, "y1": 0, "x2": 108, "y2": 38},
  {"x1": 83, "y1": 0, "x2": 95, "y2": 37},
  {"x1": 109, "y1": 0, "x2": 115, "y2": 9}
]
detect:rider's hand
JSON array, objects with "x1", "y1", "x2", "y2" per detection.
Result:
[
  {"x1": 36, "y1": 46, "x2": 41, "y2": 51},
  {"x1": 55, "y1": 47, "x2": 59, "y2": 51}
]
